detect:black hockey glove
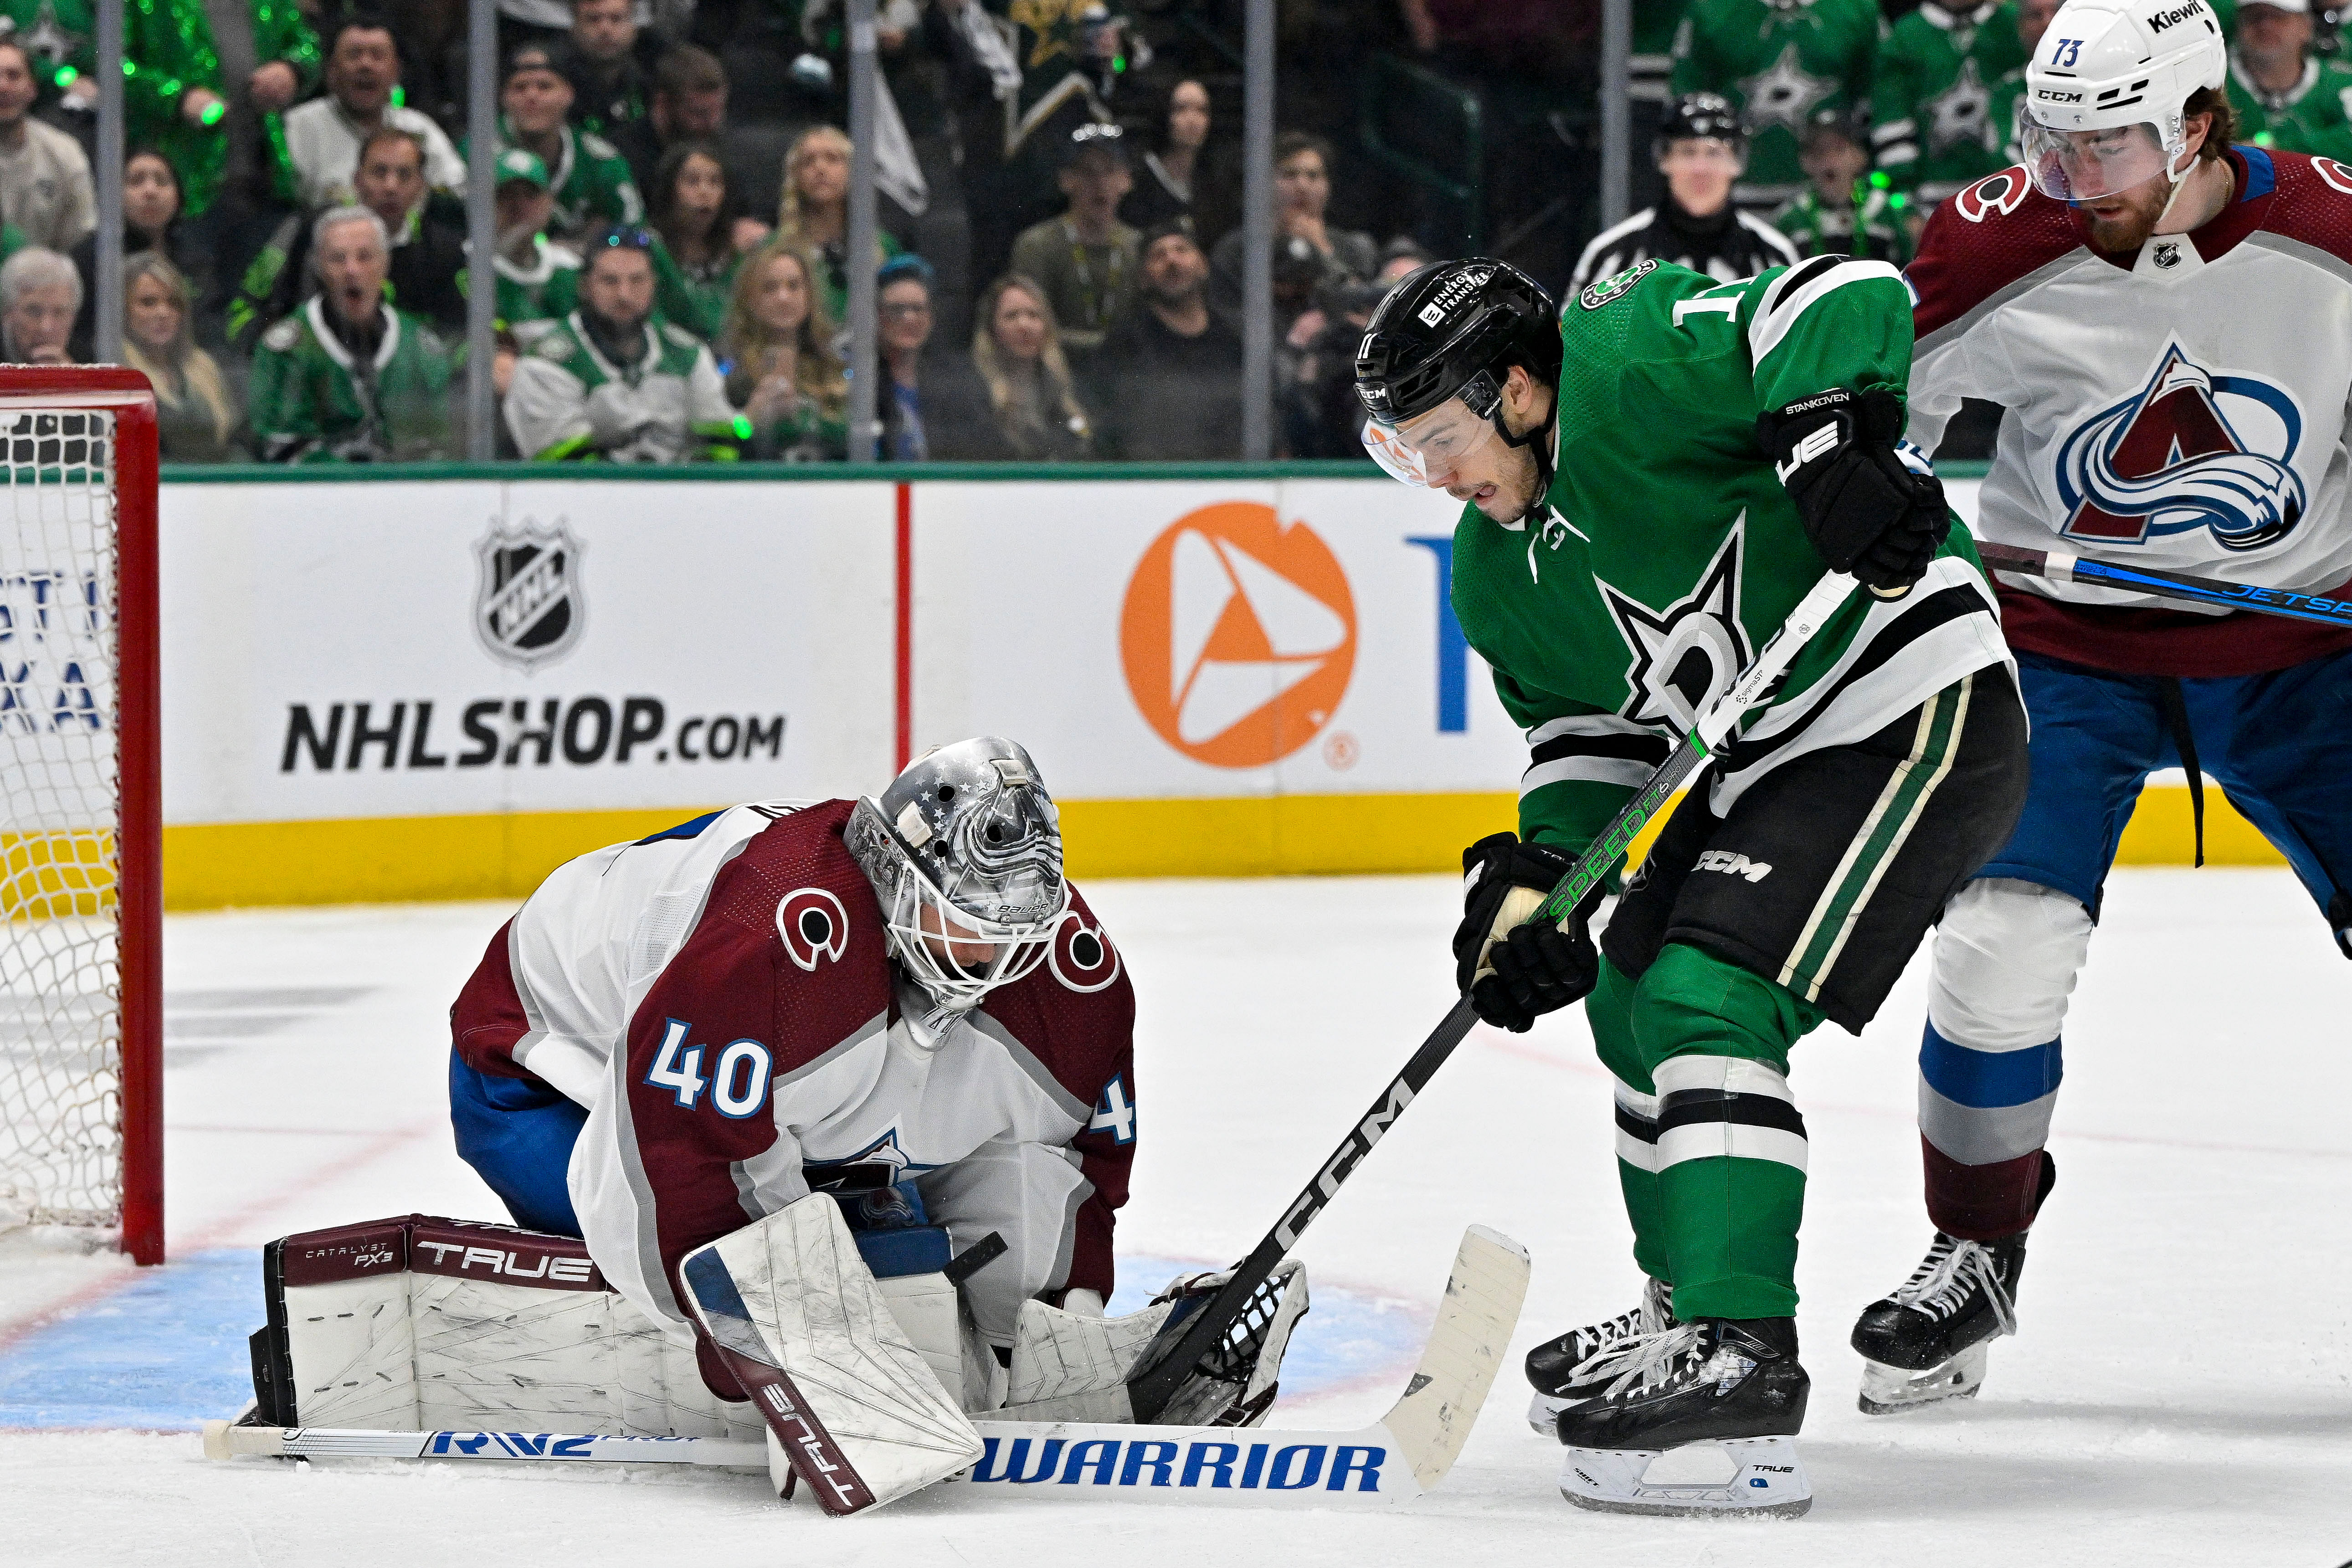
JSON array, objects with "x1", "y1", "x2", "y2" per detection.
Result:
[
  {"x1": 1453, "y1": 832, "x2": 1601, "y2": 1033},
  {"x1": 1756, "y1": 386, "x2": 1947, "y2": 597}
]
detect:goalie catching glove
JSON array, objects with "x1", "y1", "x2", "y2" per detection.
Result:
[
  {"x1": 1756, "y1": 386, "x2": 1946, "y2": 597},
  {"x1": 1455, "y1": 832, "x2": 1600, "y2": 1033},
  {"x1": 1001, "y1": 1260, "x2": 1309, "y2": 1429}
]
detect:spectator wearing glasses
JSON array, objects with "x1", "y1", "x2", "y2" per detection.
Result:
[
  {"x1": 717, "y1": 238, "x2": 847, "y2": 462},
  {"x1": 874, "y1": 252, "x2": 936, "y2": 462},
  {"x1": 247, "y1": 206, "x2": 456, "y2": 462},
  {"x1": 931, "y1": 272, "x2": 1094, "y2": 462},
  {"x1": 0, "y1": 246, "x2": 79, "y2": 364},
  {"x1": 121, "y1": 253, "x2": 240, "y2": 463},
  {"x1": 1008, "y1": 122, "x2": 1141, "y2": 368},
  {"x1": 505, "y1": 225, "x2": 739, "y2": 463},
  {"x1": 280, "y1": 16, "x2": 466, "y2": 210},
  {"x1": 1568, "y1": 92, "x2": 1800, "y2": 293},
  {"x1": 486, "y1": 41, "x2": 646, "y2": 245}
]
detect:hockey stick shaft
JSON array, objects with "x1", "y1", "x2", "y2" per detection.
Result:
[
  {"x1": 1975, "y1": 541, "x2": 2352, "y2": 629},
  {"x1": 1126, "y1": 570, "x2": 1862, "y2": 1423}
]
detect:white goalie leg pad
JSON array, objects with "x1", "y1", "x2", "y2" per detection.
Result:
[
  {"x1": 677, "y1": 1192, "x2": 983, "y2": 1515},
  {"x1": 1558, "y1": 1435, "x2": 1812, "y2": 1519}
]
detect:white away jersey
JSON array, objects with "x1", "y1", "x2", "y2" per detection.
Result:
[{"x1": 1906, "y1": 149, "x2": 2352, "y2": 674}]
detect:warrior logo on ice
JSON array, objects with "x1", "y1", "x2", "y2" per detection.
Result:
[
  {"x1": 1598, "y1": 525, "x2": 1750, "y2": 733},
  {"x1": 474, "y1": 519, "x2": 585, "y2": 671},
  {"x1": 2054, "y1": 342, "x2": 2306, "y2": 552}
]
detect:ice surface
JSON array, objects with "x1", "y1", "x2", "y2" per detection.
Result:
[{"x1": 1, "y1": 870, "x2": 2347, "y2": 1565}]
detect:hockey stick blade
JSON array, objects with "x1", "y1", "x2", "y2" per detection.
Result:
[
  {"x1": 202, "y1": 1226, "x2": 1531, "y2": 1510},
  {"x1": 1125, "y1": 570, "x2": 1859, "y2": 1424},
  {"x1": 1975, "y1": 541, "x2": 2352, "y2": 629}
]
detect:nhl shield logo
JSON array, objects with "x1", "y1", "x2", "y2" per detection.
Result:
[{"x1": 474, "y1": 519, "x2": 585, "y2": 671}]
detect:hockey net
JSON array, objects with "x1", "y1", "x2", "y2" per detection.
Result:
[{"x1": 0, "y1": 370, "x2": 161, "y2": 1263}]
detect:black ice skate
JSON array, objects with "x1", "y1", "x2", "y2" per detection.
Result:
[
  {"x1": 1523, "y1": 1275, "x2": 1677, "y2": 1434},
  {"x1": 1551, "y1": 1316, "x2": 1811, "y2": 1519},
  {"x1": 1850, "y1": 1229, "x2": 2028, "y2": 1414}
]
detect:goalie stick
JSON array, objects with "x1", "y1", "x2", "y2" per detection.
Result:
[
  {"x1": 202, "y1": 1225, "x2": 1530, "y2": 1511},
  {"x1": 1974, "y1": 540, "x2": 2352, "y2": 630},
  {"x1": 1121, "y1": 569, "x2": 1864, "y2": 1424}
]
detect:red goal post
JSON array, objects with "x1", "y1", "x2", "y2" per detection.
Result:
[{"x1": 0, "y1": 368, "x2": 161, "y2": 1265}]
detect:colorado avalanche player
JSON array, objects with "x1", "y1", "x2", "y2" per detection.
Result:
[
  {"x1": 1860, "y1": 0, "x2": 2352, "y2": 1411},
  {"x1": 444, "y1": 737, "x2": 1304, "y2": 1505}
]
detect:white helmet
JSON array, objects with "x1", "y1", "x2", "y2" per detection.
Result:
[{"x1": 2019, "y1": 0, "x2": 2225, "y2": 200}]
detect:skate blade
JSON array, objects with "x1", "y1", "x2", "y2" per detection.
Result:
[
  {"x1": 1557, "y1": 1435, "x2": 1811, "y2": 1519},
  {"x1": 1856, "y1": 1342, "x2": 1990, "y2": 1415}
]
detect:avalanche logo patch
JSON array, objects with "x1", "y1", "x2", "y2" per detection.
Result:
[
  {"x1": 1597, "y1": 524, "x2": 1751, "y2": 734},
  {"x1": 2054, "y1": 341, "x2": 2306, "y2": 552},
  {"x1": 776, "y1": 886, "x2": 850, "y2": 971},
  {"x1": 1952, "y1": 167, "x2": 2030, "y2": 223},
  {"x1": 1048, "y1": 909, "x2": 1122, "y2": 993}
]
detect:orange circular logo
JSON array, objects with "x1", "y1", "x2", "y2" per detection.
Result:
[{"x1": 1119, "y1": 502, "x2": 1357, "y2": 768}]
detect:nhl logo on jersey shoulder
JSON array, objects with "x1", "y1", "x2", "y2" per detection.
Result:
[
  {"x1": 777, "y1": 886, "x2": 852, "y2": 971},
  {"x1": 473, "y1": 518, "x2": 584, "y2": 672},
  {"x1": 1580, "y1": 258, "x2": 1659, "y2": 311}
]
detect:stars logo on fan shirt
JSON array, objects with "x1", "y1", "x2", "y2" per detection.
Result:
[
  {"x1": 1739, "y1": 44, "x2": 1837, "y2": 134},
  {"x1": 1923, "y1": 58, "x2": 1993, "y2": 154},
  {"x1": 1597, "y1": 525, "x2": 1752, "y2": 733},
  {"x1": 2054, "y1": 341, "x2": 2307, "y2": 552}
]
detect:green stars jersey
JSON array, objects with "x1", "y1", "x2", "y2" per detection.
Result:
[
  {"x1": 246, "y1": 298, "x2": 456, "y2": 462},
  {"x1": 503, "y1": 311, "x2": 741, "y2": 463},
  {"x1": 2228, "y1": 55, "x2": 2352, "y2": 165},
  {"x1": 1671, "y1": 0, "x2": 1880, "y2": 202},
  {"x1": 1870, "y1": 1, "x2": 2030, "y2": 203},
  {"x1": 1773, "y1": 182, "x2": 1915, "y2": 264},
  {"x1": 490, "y1": 236, "x2": 582, "y2": 345},
  {"x1": 1448, "y1": 257, "x2": 2010, "y2": 869},
  {"x1": 475, "y1": 123, "x2": 644, "y2": 241}
]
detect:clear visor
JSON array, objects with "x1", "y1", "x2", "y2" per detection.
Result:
[
  {"x1": 1361, "y1": 396, "x2": 1500, "y2": 489},
  {"x1": 879, "y1": 864, "x2": 1066, "y2": 1018},
  {"x1": 2019, "y1": 118, "x2": 2177, "y2": 202}
]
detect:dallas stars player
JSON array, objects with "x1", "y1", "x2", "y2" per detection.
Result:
[
  {"x1": 1672, "y1": 0, "x2": 1880, "y2": 206},
  {"x1": 1355, "y1": 258, "x2": 2027, "y2": 1516},
  {"x1": 1872, "y1": 1, "x2": 2031, "y2": 207}
]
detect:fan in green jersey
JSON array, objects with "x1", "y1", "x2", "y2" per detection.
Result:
[
  {"x1": 2227, "y1": 0, "x2": 2352, "y2": 163},
  {"x1": 1355, "y1": 258, "x2": 2026, "y2": 1517},
  {"x1": 1671, "y1": 0, "x2": 1881, "y2": 206},
  {"x1": 1775, "y1": 107, "x2": 1915, "y2": 263},
  {"x1": 1871, "y1": 1, "x2": 2032, "y2": 206}
]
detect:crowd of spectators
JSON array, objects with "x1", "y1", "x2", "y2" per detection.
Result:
[{"x1": 15, "y1": 0, "x2": 2350, "y2": 464}]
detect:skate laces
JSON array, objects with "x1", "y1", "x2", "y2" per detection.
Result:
[
  {"x1": 1561, "y1": 1279, "x2": 1677, "y2": 1385},
  {"x1": 1893, "y1": 1236, "x2": 2017, "y2": 1334},
  {"x1": 1577, "y1": 1320, "x2": 1709, "y2": 1402}
]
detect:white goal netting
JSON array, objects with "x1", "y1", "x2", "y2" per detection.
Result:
[{"x1": 0, "y1": 408, "x2": 127, "y2": 1234}]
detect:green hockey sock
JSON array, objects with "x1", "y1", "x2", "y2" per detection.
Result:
[{"x1": 1587, "y1": 956, "x2": 1672, "y2": 1285}]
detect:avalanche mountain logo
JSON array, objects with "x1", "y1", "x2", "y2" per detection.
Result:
[
  {"x1": 2054, "y1": 341, "x2": 2306, "y2": 552},
  {"x1": 474, "y1": 518, "x2": 585, "y2": 671},
  {"x1": 1598, "y1": 525, "x2": 1750, "y2": 733},
  {"x1": 1120, "y1": 503, "x2": 1356, "y2": 768}
]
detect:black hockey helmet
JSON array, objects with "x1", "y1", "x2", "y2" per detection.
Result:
[
  {"x1": 1355, "y1": 258, "x2": 1561, "y2": 488},
  {"x1": 1656, "y1": 92, "x2": 1746, "y2": 159}
]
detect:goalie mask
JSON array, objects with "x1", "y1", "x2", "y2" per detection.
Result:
[
  {"x1": 847, "y1": 736, "x2": 1068, "y2": 1025},
  {"x1": 2018, "y1": 0, "x2": 2224, "y2": 202}
]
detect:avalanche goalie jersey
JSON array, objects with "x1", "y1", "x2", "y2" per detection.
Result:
[
  {"x1": 448, "y1": 800, "x2": 1137, "y2": 1373},
  {"x1": 1908, "y1": 147, "x2": 2352, "y2": 675}
]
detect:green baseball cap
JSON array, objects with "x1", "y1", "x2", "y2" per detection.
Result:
[{"x1": 494, "y1": 147, "x2": 550, "y2": 190}]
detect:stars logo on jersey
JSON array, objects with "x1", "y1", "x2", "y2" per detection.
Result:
[
  {"x1": 1580, "y1": 258, "x2": 1659, "y2": 311},
  {"x1": 2055, "y1": 341, "x2": 2306, "y2": 552},
  {"x1": 1597, "y1": 524, "x2": 1752, "y2": 732},
  {"x1": 1922, "y1": 58, "x2": 1993, "y2": 154},
  {"x1": 1739, "y1": 44, "x2": 1838, "y2": 135}
]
